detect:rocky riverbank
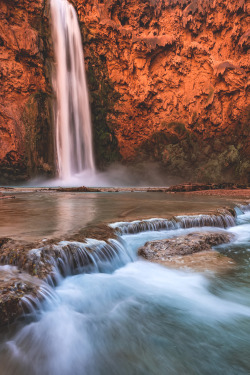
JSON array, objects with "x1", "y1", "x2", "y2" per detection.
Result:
[{"x1": 13, "y1": 184, "x2": 248, "y2": 197}]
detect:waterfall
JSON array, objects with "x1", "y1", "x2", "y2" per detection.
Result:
[{"x1": 50, "y1": 0, "x2": 95, "y2": 181}]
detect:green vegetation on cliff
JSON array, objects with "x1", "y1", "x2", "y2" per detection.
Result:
[
  {"x1": 86, "y1": 55, "x2": 121, "y2": 168},
  {"x1": 22, "y1": 90, "x2": 54, "y2": 177},
  {"x1": 138, "y1": 119, "x2": 250, "y2": 183}
]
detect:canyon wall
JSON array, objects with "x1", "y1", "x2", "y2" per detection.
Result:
[
  {"x1": 75, "y1": 0, "x2": 249, "y2": 182},
  {"x1": 0, "y1": 0, "x2": 249, "y2": 183},
  {"x1": 0, "y1": 0, "x2": 54, "y2": 183}
]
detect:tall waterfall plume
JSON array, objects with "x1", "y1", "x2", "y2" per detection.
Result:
[{"x1": 50, "y1": 0, "x2": 95, "y2": 181}]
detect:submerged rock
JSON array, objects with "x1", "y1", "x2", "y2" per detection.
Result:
[
  {"x1": 138, "y1": 231, "x2": 235, "y2": 272},
  {"x1": 157, "y1": 251, "x2": 236, "y2": 273},
  {"x1": 56, "y1": 186, "x2": 100, "y2": 192},
  {"x1": 166, "y1": 183, "x2": 249, "y2": 193},
  {"x1": 0, "y1": 193, "x2": 15, "y2": 200}
]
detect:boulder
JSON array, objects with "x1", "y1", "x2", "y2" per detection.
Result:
[{"x1": 138, "y1": 231, "x2": 235, "y2": 272}]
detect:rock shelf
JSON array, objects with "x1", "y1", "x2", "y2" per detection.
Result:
[{"x1": 138, "y1": 231, "x2": 235, "y2": 273}]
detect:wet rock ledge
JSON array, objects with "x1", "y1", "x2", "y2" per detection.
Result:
[
  {"x1": 138, "y1": 232, "x2": 235, "y2": 272},
  {"x1": 0, "y1": 265, "x2": 43, "y2": 327},
  {"x1": 0, "y1": 224, "x2": 117, "y2": 327}
]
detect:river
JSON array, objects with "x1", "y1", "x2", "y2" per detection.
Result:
[{"x1": 0, "y1": 192, "x2": 249, "y2": 374}]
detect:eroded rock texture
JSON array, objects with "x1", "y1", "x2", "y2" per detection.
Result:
[
  {"x1": 0, "y1": 265, "x2": 43, "y2": 326},
  {"x1": 138, "y1": 231, "x2": 235, "y2": 272},
  {"x1": 73, "y1": 0, "x2": 249, "y2": 181},
  {"x1": 0, "y1": 0, "x2": 54, "y2": 183},
  {"x1": 0, "y1": 0, "x2": 249, "y2": 182},
  {"x1": 138, "y1": 231, "x2": 234, "y2": 258}
]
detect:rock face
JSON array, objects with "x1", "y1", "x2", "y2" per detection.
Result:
[
  {"x1": 0, "y1": 0, "x2": 249, "y2": 182},
  {"x1": 73, "y1": 0, "x2": 249, "y2": 181},
  {"x1": 138, "y1": 231, "x2": 235, "y2": 271},
  {"x1": 0, "y1": 0, "x2": 54, "y2": 183}
]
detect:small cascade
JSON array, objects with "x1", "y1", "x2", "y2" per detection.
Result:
[
  {"x1": 110, "y1": 212, "x2": 236, "y2": 235},
  {"x1": 177, "y1": 213, "x2": 235, "y2": 229},
  {"x1": 50, "y1": 239, "x2": 133, "y2": 278},
  {"x1": 110, "y1": 218, "x2": 179, "y2": 235},
  {"x1": 28, "y1": 238, "x2": 132, "y2": 287},
  {"x1": 19, "y1": 238, "x2": 131, "y2": 315},
  {"x1": 50, "y1": 0, "x2": 95, "y2": 180},
  {"x1": 235, "y1": 203, "x2": 250, "y2": 214},
  {"x1": 2, "y1": 208, "x2": 239, "y2": 318},
  {"x1": 21, "y1": 283, "x2": 57, "y2": 315}
]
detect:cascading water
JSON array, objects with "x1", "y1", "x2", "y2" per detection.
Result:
[
  {"x1": 109, "y1": 211, "x2": 236, "y2": 235},
  {"x1": 1, "y1": 208, "x2": 250, "y2": 374},
  {"x1": 50, "y1": 0, "x2": 95, "y2": 181}
]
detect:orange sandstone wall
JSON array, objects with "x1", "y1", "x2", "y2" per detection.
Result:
[
  {"x1": 0, "y1": 0, "x2": 54, "y2": 182},
  {"x1": 0, "y1": 0, "x2": 249, "y2": 182},
  {"x1": 74, "y1": 0, "x2": 250, "y2": 182}
]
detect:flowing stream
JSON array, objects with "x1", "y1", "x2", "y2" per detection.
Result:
[
  {"x1": 0, "y1": 206, "x2": 250, "y2": 374},
  {"x1": 50, "y1": 0, "x2": 95, "y2": 181},
  {"x1": 1, "y1": 0, "x2": 250, "y2": 371}
]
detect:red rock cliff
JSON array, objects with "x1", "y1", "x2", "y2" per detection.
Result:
[
  {"x1": 74, "y1": 0, "x2": 249, "y2": 182},
  {"x1": 0, "y1": 0, "x2": 54, "y2": 183},
  {"x1": 0, "y1": 0, "x2": 249, "y2": 183}
]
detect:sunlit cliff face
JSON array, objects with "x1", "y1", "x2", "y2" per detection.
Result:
[
  {"x1": 73, "y1": 0, "x2": 250, "y2": 181},
  {"x1": 0, "y1": 0, "x2": 249, "y2": 183},
  {"x1": 0, "y1": 0, "x2": 54, "y2": 183}
]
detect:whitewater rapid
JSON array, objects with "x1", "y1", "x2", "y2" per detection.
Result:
[{"x1": 0, "y1": 208, "x2": 250, "y2": 374}]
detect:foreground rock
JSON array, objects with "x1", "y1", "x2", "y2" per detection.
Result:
[
  {"x1": 138, "y1": 231, "x2": 235, "y2": 272},
  {"x1": 0, "y1": 225, "x2": 116, "y2": 326},
  {"x1": 0, "y1": 224, "x2": 117, "y2": 280},
  {"x1": 0, "y1": 265, "x2": 43, "y2": 327}
]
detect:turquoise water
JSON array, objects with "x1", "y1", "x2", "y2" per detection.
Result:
[{"x1": 0, "y1": 206, "x2": 250, "y2": 374}]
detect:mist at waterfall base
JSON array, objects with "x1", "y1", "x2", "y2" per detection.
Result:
[
  {"x1": 1, "y1": 210, "x2": 250, "y2": 374},
  {"x1": 31, "y1": 162, "x2": 175, "y2": 188}
]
